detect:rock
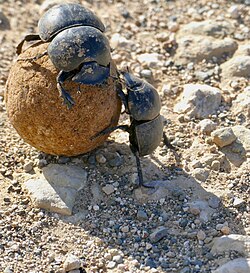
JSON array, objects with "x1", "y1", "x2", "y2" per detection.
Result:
[
  {"x1": 197, "y1": 119, "x2": 217, "y2": 135},
  {"x1": 168, "y1": 21, "x2": 179, "y2": 32},
  {"x1": 221, "y1": 56, "x2": 250, "y2": 78},
  {"x1": 221, "y1": 141, "x2": 246, "y2": 167},
  {"x1": 233, "y1": 126, "x2": 250, "y2": 151},
  {"x1": 197, "y1": 230, "x2": 206, "y2": 241},
  {"x1": 136, "y1": 209, "x2": 148, "y2": 221},
  {"x1": 24, "y1": 164, "x2": 87, "y2": 215},
  {"x1": 212, "y1": 258, "x2": 250, "y2": 273},
  {"x1": 211, "y1": 234, "x2": 250, "y2": 256},
  {"x1": 113, "y1": 255, "x2": 123, "y2": 264},
  {"x1": 102, "y1": 184, "x2": 115, "y2": 195},
  {"x1": 137, "y1": 53, "x2": 163, "y2": 68},
  {"x1": 149, "y1": 226, "x2": 168, "y2": 243},
  {"x1": 63, "y1": 253, "x2": 81, "y2": 271},
  {"x1": 177, "y1": 20, "x2": 233, "y2": 38},
  {"x1": 233, "y1": 197, "x2": 245, "y2": 207},
  {"x1": 95, "y1": 154, "x2": 107, "y2": 164},
  {"x1": 174, "y1": 84, "x2": 221, "y2": 119},
  {"x1": 221, "y1": 226, "x2": 230, "y2": 235},
  {"x1": 110, "y1": 33, "x2": 132, "y2": 49},
  {"x1": 23, "y1": 161, "x2": 33, "y2": 173},
  {"x1": 193, "y1": 168, "x2": 209, "y2": 182},
  {"x1": 107, "y1": 261, "x2": 116, "y2": 269},
  {"x1": 228, "y1": 5, "x2": 240, "y2": 19},
  {"x1": 140, "y1": 69, "x2": 152, "y2": 79},
  {"x1": 5, "y1": 42, "x2": 121, "y2": 156},
  {"x1": 211, "y1": 127, "x2": 237, "y2": 148},
  {"x1": 232, "y1": 88, "x2": 250, "y2": 120},
  {"x1": 175, "y1": 36, "x2": 237, "y2": 64}
]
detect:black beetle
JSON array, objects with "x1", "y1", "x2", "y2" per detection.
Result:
[
  {"x1": 16, "y1": 3, "x2": 111, "y2": 108},
  {"x1": 93, "y1": 71, "x2": 164, "y2": 188}
]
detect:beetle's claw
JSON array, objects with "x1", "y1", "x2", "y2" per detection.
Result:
[
  {"x1": 60, "y1": 93, "x2": 75, "y2": 109},
  {"x1": 140, "y1": 183, "x2": 155, "y2": 189}
]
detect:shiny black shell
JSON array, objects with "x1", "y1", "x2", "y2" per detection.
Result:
[
  {"x1": 38, "y1": 3, "x2": 105, "y2": 41},
  {"x1": 123, "y1": 72, "x2": 161, "y2": 121},
  {"x1": 48, "y1": 26, "x2": 111, "y2": 71},
  {"x1": 131, "y1": 115, "x2": 164, "y2": 156}
]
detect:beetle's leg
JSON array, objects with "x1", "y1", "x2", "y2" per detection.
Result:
[
  {"x1": 116, "y1": 82, "x2": 129, "y2": 113},
  {"x1": 57, "y1": 70, "x2": 76, "y2": 109},
  {"x1": 16, "y1": 34, "x2": 41, "y2": 55},
  {"x1": 133, "y1": 150, "x2": 155, "y2": 189},
  {"x1": 17, "y1": 51, "x2": 48, "y2": 62},
  {"x1": 91, "y1": 125, "x2": 129, "y2": 140}
]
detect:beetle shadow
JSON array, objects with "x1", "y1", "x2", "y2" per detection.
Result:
[{"x1": 49, "y1": 140, "x2": 249, "y2": 272}]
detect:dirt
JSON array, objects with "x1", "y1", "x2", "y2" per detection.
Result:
[{"x1": 0, "y1": 0, "x2": 249, "y2": 273}]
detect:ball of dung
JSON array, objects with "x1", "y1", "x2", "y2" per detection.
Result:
[{"x1": 5, "y1": 42, "x2": 121, "y2": 156}]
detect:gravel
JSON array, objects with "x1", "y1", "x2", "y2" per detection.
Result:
[{"x1": 0, "y1": 0, "x2": 249, "y2": 272}]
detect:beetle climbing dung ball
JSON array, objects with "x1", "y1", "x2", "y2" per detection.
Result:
[
  {"x1": 5, "y1": 42, "x2": 121, "y2": 156},
  {"x1": 16, "y1": 3, "x2": 112, "y2": 108}
]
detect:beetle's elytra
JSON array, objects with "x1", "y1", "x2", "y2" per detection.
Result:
[{"x1": 16, "y1": 3, "x2": 111, "y2": 109}]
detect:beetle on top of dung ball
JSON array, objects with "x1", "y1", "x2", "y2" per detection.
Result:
[
  {"x1": 17, "y1": 3, "x2": 165, "y2": 189},
  {"x1": 17, "y1": 3, "x2": 111, "y2": 109}
]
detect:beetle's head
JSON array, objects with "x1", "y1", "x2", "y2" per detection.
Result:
[{"x1": 122, "y1": 71, "x2": 142, "y2": 90}]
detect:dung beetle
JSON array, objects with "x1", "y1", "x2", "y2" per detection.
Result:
[
  {"x1": 93, "y1": 71, "x2": 164, "y2": 188},
  {"x1": 16, "y1": 3, "x2": 111, "y2": 109}
]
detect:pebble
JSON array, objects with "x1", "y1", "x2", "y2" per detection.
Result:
[
  {"x1": 149, "y1": 226, "x2": 168, "y2": 243},
  {"x1": 137, "y1": 209, "x2": 148, "y2": 220},
  {"x1": 121, "y1": 225, "x2": 129, "y2": 233},
  {"x1": 211, "y1": 127, "x2": 237, "y2": 148},
  {"x1": 63, "y1": 254, "x2": 81, "y2": 271},
  {"x1": 23, "y1": 161, "x2": 33, "y2": 173},
  {"x1": 113, "y1": 255, "x2": 123, "y2": 264},
  {"x1": 102, "y1": 184, "x2": 115, "y2": 195},
  {"x1": 208, "y1": 196, "x2": 221, "y2": 209},
  {"x1": 93, "y1": 205, "x2": 100, "y2": 211},
  {"x1": 140, "y1": 69, "x2": 152, "y2": 78},
  {"x1": 233, "y1": 197, "x2": 245, "y2": 207},
  {"x1": 197, "y1": 230, "x2": 206, "y2": 241},
  {"x1": 137, "y1": 53, "x2": 162, "y2": 68},
  {"x1": 107, "y1": 261, "x2": 116, "y2": 269},
  {"x1": 192, "y1": 168, "x2": 209, "y2": 182},
  {"x1": 96, "y1": 153, "x2": 107, "y2": 164},
  {"x1": 197, "y1": 119, "x2": 216, "y2": 135},
  {"x1": 228, "y1": 5, "x2": 240, "y2": 19},
  {"x1": 168, "y1": 21, "x2": 179, "y2": 32}
]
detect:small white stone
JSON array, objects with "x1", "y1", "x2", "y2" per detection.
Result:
[
  {"x1": 228, "y1": 5, "x2": 240, "y2": 19},
  {"x1": 63, "y1": 254, "x2": 81, "y2": 271},
  {"x1": 106, "y1": 261, "x2": 116, "y2": 269},
  {"x1": 93, "y1": 205, "x2": 100, "y2": 211}
]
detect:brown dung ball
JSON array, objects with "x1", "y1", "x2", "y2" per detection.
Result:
[{"x1": 5, "y1": 42, "x2": 121, "y2": 156}]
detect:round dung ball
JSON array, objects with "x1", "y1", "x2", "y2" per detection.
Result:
[{"x1": 5, "y1": 42, "x2": 121, "y2": 156}]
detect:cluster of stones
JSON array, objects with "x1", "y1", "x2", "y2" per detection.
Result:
[{"x1": 0, "y1": 0, "x2": 250, "y2": 272}]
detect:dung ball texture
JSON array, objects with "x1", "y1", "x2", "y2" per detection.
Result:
[{"x1": 5, "y1": 42, "x2": 121, "y2": 156}]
